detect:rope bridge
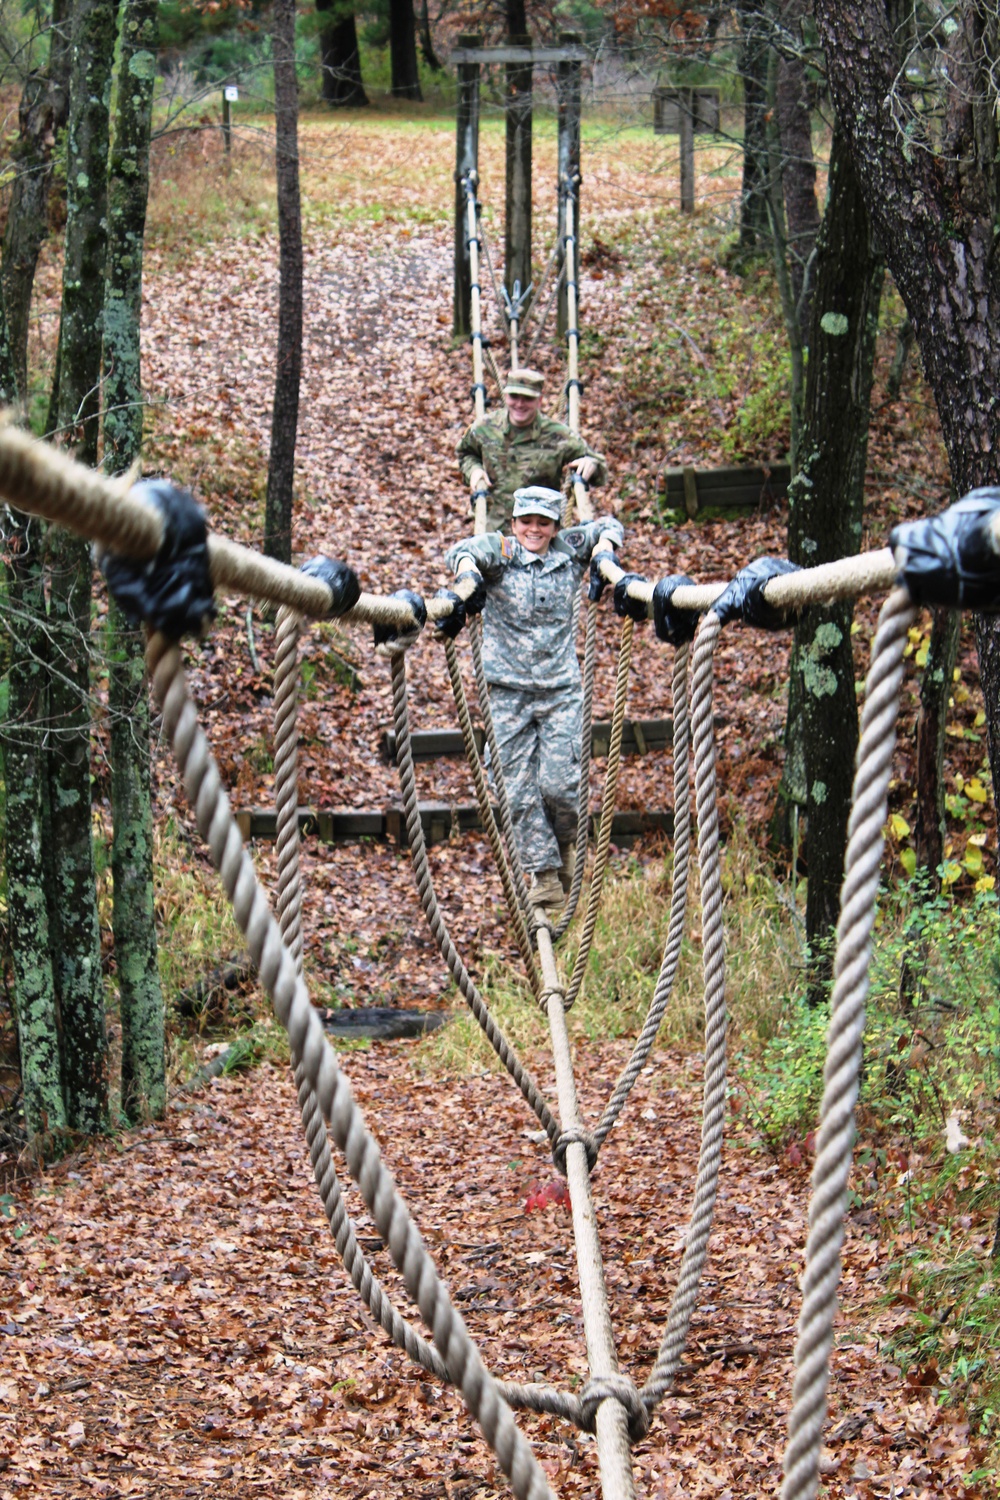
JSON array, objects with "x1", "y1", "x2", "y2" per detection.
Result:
[{"x1": 1, "y1": 415, "x2": 998, "y2": 1500}]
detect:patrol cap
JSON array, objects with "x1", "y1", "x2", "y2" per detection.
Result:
[
  {"x1": 512, "y1": 486, "x2": 563, "y2": 522},
  {"x1": 504, "y1": 367, "x2": 545, "y2": 399}
]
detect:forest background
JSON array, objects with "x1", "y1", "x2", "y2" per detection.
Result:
[{"x1": 0, "y1": 1, "x2": 998, "y2": 1495}]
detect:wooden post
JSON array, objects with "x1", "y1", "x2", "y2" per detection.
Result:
[
  {"x1": 679, "y1": 87, "x2": 695, "y2": 213},
  {"x1": 505, "y1": 34, "x2": 533, "y2": 311},
  {"x1": 222, "y1": 84, "x2": 236, "y2": 155},
  {"x1": 453, "y1": 33, "x2": 480, "y2": 337},
  {"x1": 557, "y1": 31, "x2": 582, "y2": 337}
]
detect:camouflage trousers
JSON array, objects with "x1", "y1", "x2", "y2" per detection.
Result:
[{"x1": 486, "y1": 684, "x2": 582, "y2": 875}]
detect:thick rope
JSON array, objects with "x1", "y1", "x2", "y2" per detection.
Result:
[
  {"x1": 146, "y1": 630, "x2": 556, "y2": 1500},
  {"x1": 519, "y1": 237, "x2": 561, "y2": 340},
  {"x1": 781, "y1": 587, "x2": 915, "y2": 1500},
  {"x1": 273, "y1": 608, "x2": 305, "y2": 972},
  {"x1": 642, "y1": 612, "x2": 728, "y2": 1410},
  {"x1": 388, "y1": 651, "x2": 561, "y2": 1147},
  {"x1": 469, "y1": 618, "x2": 533, "y2": 916},
  {"x1": 478, "y1": 212, "x2": 508, "y2": 333},
  {"x1": 552, "y1": 594, "x2": 597, "y2": 941},
  {"x1": 563, "y1": 617, "x2": 634, "y2": 1008},
  {"x1": 271, "y1": 606, "x2": 450, "y2": 1383},
  {"x1": 594, "y1": 640, "x2": 692, "y2": 1149},
  {"x1": 523, "y1": 258, "x2": 565, "y2": 367},
  {"x1": 443, "y1": 636, "x2": 543, "y2": 999}
]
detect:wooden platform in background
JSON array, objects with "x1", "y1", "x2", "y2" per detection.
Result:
[{"x1": 657, "y1": 463, "x2": 790, "y2": 520}]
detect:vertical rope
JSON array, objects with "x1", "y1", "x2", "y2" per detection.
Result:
[
  {"x1": 564, "y1": 617, "x2": 634, "y2": 1008},
  {"x1": 470, "y1": 617, "x2": 533, "y2": 915},
  {"x1": 781, "y1": 587, "x2": 915, "y2": 1500},
  {"x1": 642, "y1": 612, "x2": 727, "y2": 1408},
  {"x1": 388, "y1": 650, "x2": 562, "y2": 1146},
  {"x1": 147, "y1": 629, "x2": 556, "y2": 1500},
  {"x1": 552, "y1": 594, "x2": 598, "y2": 940},
  {"x1": 270, "y1": 607, "x2": 448, "y2": 1381},
  {"x1": 594, "y1": 640, "x2": 692, "y2": 1147},
  {"x1": 443, "y1": 636, "x2": 542, "y2": 998}
]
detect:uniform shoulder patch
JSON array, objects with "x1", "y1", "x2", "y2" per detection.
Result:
[{"x1": 500, "y1": 535, "x2": 518, "y2": 559}]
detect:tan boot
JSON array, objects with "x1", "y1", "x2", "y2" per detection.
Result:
[
  {"x1": 529, "y1": 869, "x2": 565, "y2": 910},
  {"x1": 558, "y1": 839, "x2": 577, "y2": 894}
]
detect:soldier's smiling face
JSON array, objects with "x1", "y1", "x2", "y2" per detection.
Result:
[
  {"x1": 512, "y1": 513, "x2": 558, "y2": 555},
  {"x1": 506, "y1": 392, "x2": 541, "y2": 427}
]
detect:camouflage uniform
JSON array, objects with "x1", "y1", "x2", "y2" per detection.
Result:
[
  {"x1": 457, "y1": 411, "x2": 607, "y2": 533},
  {"x1": 446, "y1": 517, "x2": 624, "y2": 875}
]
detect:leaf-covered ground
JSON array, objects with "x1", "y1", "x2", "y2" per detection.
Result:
[
  {"x1": 2, "y1": 1047, "x2": 988, "y2": 1497},
  {"x1": 4, "y1": 115, "x2": 994, "y2": 1497}
]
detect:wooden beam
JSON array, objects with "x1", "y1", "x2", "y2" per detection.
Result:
[
  {"x1": 380, "y1": 717, "x2": 677, "y2": 764},
  {"x1": 453, "y1": 33, "x2": 481, "y2": 338},
  {"x1": 452, "y1": 45, "x2": 588, "y2": 64},
  {"x1": 235, "y1": 803, "x2": 675, "y2": 849}
]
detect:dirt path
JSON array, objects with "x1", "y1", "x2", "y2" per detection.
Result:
[{"x1": 0, "y1": 1039, "x2": 976, "y2": 1498}]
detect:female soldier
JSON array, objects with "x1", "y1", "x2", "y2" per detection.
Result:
[{"x1": 446, "y1": 487, "x2": 622, "y2": 910}]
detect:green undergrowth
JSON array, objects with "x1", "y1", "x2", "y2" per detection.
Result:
[
  {"x1": 418, "y1": 836, "x2": 1000, "y2": 1463},
  {"x1": 421, "y1": 829, "x2": 805, "y2": 1075}
]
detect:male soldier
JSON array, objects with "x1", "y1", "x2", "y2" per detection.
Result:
[
  {"x1": 457, "y1": 368, "x2": 607, "y2": 533},
  {"x1": 445, "y1": 486, "x2": 623, "y2": 910}
]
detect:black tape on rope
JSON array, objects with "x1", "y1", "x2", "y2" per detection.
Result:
[
  {"x1": 613, "y1": 573, "x2": 649, "y2": 622},
  {"x1": 299, "y1": 556, "x2": 361, "y2": 617},
  {"x1": 588, "y1": 547, "x2": 615, "y2": 603},
  {"x1": 432, "y1": 588, "x2": 467, "y2": 640},
  {"x1": 373, "y1": 589, "x2": 426, "y2": 653},
  {"x1": 565, "y1": 378, "x2": 584, "y2": 394},
  {"x1": 652, "y1": 574, "x2": 698, "y2": 645},
  {"x1": 890, "y1": 490, "x2": 1000, "y2": 610},
  {"x1": 470, "y1": 382, "x2": 488, "y2": 401},
  {"x1": 102, "y1": 479, "x2": 216, "y2": 640},
  {"x1": 712, "y1": 557, "x2": 801, "y2": 631}
]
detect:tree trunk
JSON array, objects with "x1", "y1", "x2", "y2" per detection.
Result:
[
  {"x1": 388, "y1": 0, "x2": 422, "y2": 101},
  {"x1": 263, "y1": 0, "x2": 303, "y2": 566},
  {"x1": 48, "y1": 0, "x2": 122, "y2": 1133},
  {"x1": 0, "y1": 294, "x2": 17, "y2": 406},
  {"x1": 1, "y1": 514, "x2": 64, "y2": 1140},
  {"x1": 316, "y1": 3, "x2": 368, "y2": 107},
  {"x1": 418, "y1": 0, "x2": 441, "y2": 71},
  {"x1": 103, "y1": 0, "x2": 165, "y2": 1123},
  {"x1": 785, "y1": 127, "x2": 884, "y2": 997},
  {"x1": 813, "y1": 1, "x2": 1000, "y2": 879},
  {"x1": 0, "y1": 0, "x2": 71, "y2": 403},
  {"x1": 505, "y1": 15, "x2": 532, "y2": 306},
  {"x1": 735, "y1": 0, "x2": 771, "y2": 259},
  {"x1": 776, "y1": 0, "x2": 820, "y2": 340}
]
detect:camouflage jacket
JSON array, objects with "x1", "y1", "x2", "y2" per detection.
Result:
[
  {"x1": 446, "y1": 517, "x2": 624, "y2": 692},
  {"x1": 457, "y1": 411, "x2": 607, "y2": 531}
]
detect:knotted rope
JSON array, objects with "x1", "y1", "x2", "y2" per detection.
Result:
[
  {"x1": 469, "y1": 617, "x2": 533, "y2": 915},
  {"x1": 271, "y1": 605, "x2": 450, "y2": 1382},
  {"x1": 443, "y1": 635, "x2": 542, "y2": 998},
  {"x1": 145, "y1": 628, "x2": 556, "y2": 1500},
  {"x1": 780, "y1": 586, "x2": 916, "y2": 1500},
  {"x1": 642, "y1": 611, "x2": 728, "y2": 1409},
  {"x1": 551, "y1": 593, "x2": 597, "y2": 940},
  {"x1": 594, "y1": 640, "x2": 692, "y2": 1149},
  {"x1": 388, "y1": 650, "x2": 562, "y2": 1148},
  {"x1": 564, "y1": 616, "x2": 634, "y2": 1008}
]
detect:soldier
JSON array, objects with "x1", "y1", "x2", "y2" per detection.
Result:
[
  {"x1": 446, "y1": 486, "x2": 623, "y2": 910},
  {"x1": 457, "y1": 368, "x2": 607, "y2": 533}
]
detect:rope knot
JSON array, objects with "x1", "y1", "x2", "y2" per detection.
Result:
[
  {"x1": 578, "y1": 1375, "x2": 649, "y2": 1443},
  {"x1": 528, "y1": 908, "x2": 554, "y2": 938},
  {"x1": 538, "y1": 984, "x2": 565, "y2": 1014},
  {"x1": 552, "y1": 1126, "x2": 598, "y2": 1176}
]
